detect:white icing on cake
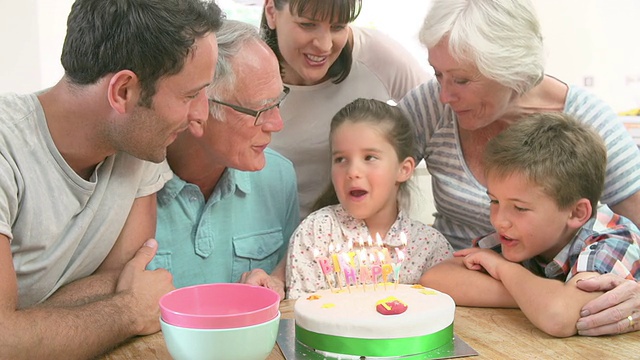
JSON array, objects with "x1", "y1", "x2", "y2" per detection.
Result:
[{"x1": 294, "y1": 284, "x2": 455, "y2": 339}]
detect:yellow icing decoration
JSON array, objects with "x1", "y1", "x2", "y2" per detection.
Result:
[
  {"x1": 411, "y1": 284, "x2": 425, "y2": 289},
  {"x1": 321, "y1": 303, "x2": 335, "y2": 309},
  {"x1": 307, "y1": 295, "x2": 321, "y2": 300},
  {"x1": 419, "y1": 289, "x2": 438, "y2": 296},
  {"x1": 375, "y1": 296, "x2": 407, "y2": 310}
]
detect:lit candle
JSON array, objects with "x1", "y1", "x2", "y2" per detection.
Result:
[
  {"x1": 393, "y1": 248, "x2": 405, "y2": 289},
  {"x1": 340, "y1": 253, "x2": 356, "y2": 293},
  {"x1": 313, "y1": 248, "x2": 335, "y2": 291},
  {"x1": 381, "y1": 263, "x2": 394, "y2": 290},
  {"x1": 358, "y1": 249, "x2": 370, "y2": 291},
  {"x1": 366, "y1": 235, "x2": 373, "y2": 247},
  {"x1": 370, "y1": 263, "x2": 382, "y2": 291},
  {"x1": 347, "y1": 240, "x2": 357, "y2": 268},
  {"x1": 329, "y1": 243, "x2": 344, "y2": 291}
]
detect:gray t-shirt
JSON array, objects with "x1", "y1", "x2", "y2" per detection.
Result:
[{"x1": 0, "y1": 93, "x2": 171, "y2": 308}]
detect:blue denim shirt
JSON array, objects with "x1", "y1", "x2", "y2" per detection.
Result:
[{"x1": 148, "y1": 149, "x2": 300, "y2": 287}]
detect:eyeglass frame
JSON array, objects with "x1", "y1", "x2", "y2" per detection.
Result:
[{"x1": 208, "y1": 86, "x2": 290, "y2": 126}]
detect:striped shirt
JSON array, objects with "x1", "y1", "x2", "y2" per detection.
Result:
[
  {"x1": 399, "y1": 79, "x2": 640, "y2": 250},
  {"x1": 474, "y1": 207, "x2": 640, "y2": 282}
]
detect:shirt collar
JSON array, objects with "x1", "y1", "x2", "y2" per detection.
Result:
[{"x1": 157, "y1": 168, "x2": 252, "y2": 206}]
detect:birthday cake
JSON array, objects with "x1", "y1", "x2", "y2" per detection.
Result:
[{"x1": 294, "y1": 284, "x2": 455, "y2": 358}]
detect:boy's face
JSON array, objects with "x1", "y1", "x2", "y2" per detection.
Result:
[{"x1": 486, "y1": 172, "x2": 576, "y2": 263}]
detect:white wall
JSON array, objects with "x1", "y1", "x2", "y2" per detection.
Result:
[
  {"x1": 0, "y1": 0, "x2": 74, "y2": 94},
  {"x1": 5, "y1": 0, "x2": 637, "y2": 111}
]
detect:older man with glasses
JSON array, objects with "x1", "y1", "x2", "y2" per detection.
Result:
[{"x1": 147, "y1": 20, "x2": 299, "y2": 299}]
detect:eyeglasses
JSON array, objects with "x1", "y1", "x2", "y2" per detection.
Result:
[{"x1": 208, "y1": 87, "x2": 290, "y2": 126}]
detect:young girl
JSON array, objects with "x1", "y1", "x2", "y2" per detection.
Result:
[
  {"x1": 285, "y1": 98, "x2": 453, "y2": 299},
  {"x1": 261, "y1": 0, "x2": 431, "y2": 217}
]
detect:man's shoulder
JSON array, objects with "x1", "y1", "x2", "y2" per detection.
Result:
[
  {"x1": 0, "y1": 93, "x2": 37, "y2": 125},
  {"x1": 263, "y1": 148, "x2": 295, "y2": 174}
]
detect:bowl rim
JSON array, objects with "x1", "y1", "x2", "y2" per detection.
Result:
[{"x1": 159, "y1": 283, "x2": 280, "y2": 325}]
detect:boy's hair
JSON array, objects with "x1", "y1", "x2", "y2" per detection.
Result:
[
  {"x1": 61, "y1": 0, "x2": 224, "y2": 107},
  {"x1": 483, "y1": 112, "x2": 606, "y2": 213},
  {"x1": 312, "y1": 98, "x2": 416, "y2": 212},
  {"x1": 260, "y1": 0, "x2": 362, "y2": 84}
]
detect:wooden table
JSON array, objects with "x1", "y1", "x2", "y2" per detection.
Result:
[{"x1": 100, "y1": 299, "x2": 639, "y2": 359}]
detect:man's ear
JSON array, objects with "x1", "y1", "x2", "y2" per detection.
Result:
[
  {"x1": 264, "y1": 0, "x2": 277, "y2": 30},
  {"x1": 107, "y1": 70, "x2": 140, "y2": 114},
  {"x1": 567, "y1": 198, "x2": 592, "y2": 228},
  {"x1": 396, "y1": 156, "x2": 416, "y2": 183}
]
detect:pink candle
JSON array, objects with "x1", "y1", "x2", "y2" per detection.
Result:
[
  {"x1": 341, "y1": 253, "x2": 357, "y2": 288},
  {"x1": 358, "y1": 249, "x2": 370, "y2": 290},
  {"x1": 370, "y1": 264, "x2": 382, "y2": 290},
  {"x1": 313, "y1": 248, "x2": 334, "y2": 291}
]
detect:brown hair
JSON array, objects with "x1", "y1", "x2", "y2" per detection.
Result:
[
  {"x1": 312, "y1": 98, "x2": 416, "y2": 211},
  {"x1": 483, "y1": 112, "x2": 606, "y2": 213},
  {"x1": 260, "y1": 0, "x2": 362, "y2": 84}
]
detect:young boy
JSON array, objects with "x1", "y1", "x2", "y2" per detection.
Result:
[{"x1": 420, "y1": 112, "x2": 640, "y2": 337}]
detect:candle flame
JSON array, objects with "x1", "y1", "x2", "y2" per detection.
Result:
[
  {"x1": 376, "y1": 233, "x2": 383, "y2": 247},
  {"x1": 313, "y1": 248, "x2": 320, "y2": 258},
  {"x1": 400, "y1": 232, "x2": 407, "y2": 246}
]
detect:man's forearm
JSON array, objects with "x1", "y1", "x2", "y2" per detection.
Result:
[
  {"x1": 42, "y1": 270, "x2": 119, "y2": 307},
  {"x1": 2, "y1": 292, "x2": 140, "y2": 360}
]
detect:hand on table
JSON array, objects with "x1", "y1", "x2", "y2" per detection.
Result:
[
  {"x1": 116, "y1": 239, "x2": 175, "y2": 335},
  {"x1": 240, "y1": 269, "x2": 285, "y2": 300},
  {"x1": 576, "y1": 273, "x2": 640, "y2": 336}
]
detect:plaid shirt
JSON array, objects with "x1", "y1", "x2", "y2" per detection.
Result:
[{"x1": 474, "y1": 207, "x2": 640, "y2": 282}]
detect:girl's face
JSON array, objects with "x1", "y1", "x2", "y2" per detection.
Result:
[
  {"x1": 265, "y1": 0, "x2": 350, "y2": 86},
  {"x1": 330, "y1": 121, "x2": 414, "y2": 226},
  {"x1": 428, "y1": 38, "x2": 517, "y2": 131}
]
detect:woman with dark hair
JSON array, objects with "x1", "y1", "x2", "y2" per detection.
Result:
[{"x1": 261, "y1": 0, "x2": 430, "y2": 217}]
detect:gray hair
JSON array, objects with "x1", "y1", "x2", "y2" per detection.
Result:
[
  {"x1": 419, "y1": 0, "x2": 544, "y2": 95},
  {"x1": 208, "y1": 19, "x2": 263, "y2": 120}
]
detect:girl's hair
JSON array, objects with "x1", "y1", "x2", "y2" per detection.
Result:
[
  {"x1": 419, "y1": 0, "x2": 544, "y2": 95},
  {"x1": 483, "y1": 112, "x2": 606, "y2": 214},
  {"x1": 260, "y1": 0, "x2": 362, "y2": 84},
  {"x1": 312, "y1": 98, "x2": 416, "y2": 212}
]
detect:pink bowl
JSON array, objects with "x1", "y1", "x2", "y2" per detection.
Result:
[{"x1": 159, "y1": 283, "x2": 280, "y2": 329}]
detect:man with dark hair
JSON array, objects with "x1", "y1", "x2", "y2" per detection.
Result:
[{"x1": 0, "y1": 0, "x2": 223, "y2": 358}]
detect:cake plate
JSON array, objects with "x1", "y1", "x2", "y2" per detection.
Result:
[{"x1": 276, "y1": 319, "x2": 478, "y2": 360}]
